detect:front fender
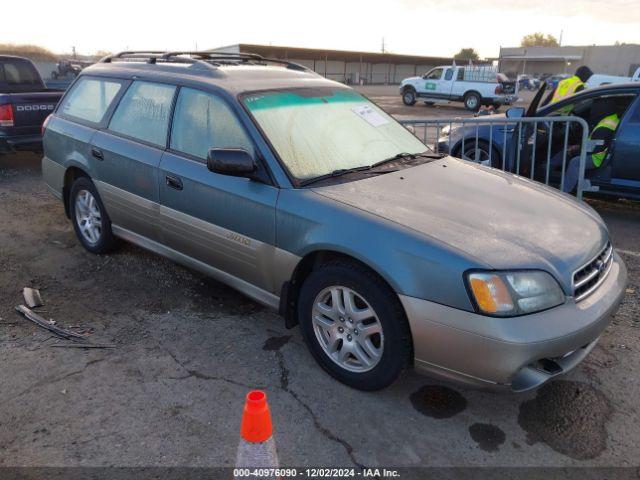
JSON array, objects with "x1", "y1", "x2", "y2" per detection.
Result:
[{"x1": 276, "y1": 188, "x2": 481, "y2": 312}]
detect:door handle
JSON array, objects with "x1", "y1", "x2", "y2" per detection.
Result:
[
  {"x1": 91, "y1": 148, "x2": 104, "y2": 160},
  {"x1": 165, "y1": 175, "x2": 183, "y2": 191}
]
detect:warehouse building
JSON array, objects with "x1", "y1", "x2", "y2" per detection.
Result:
[
  {"x1": 210, "y1": 44, "x2": 453, "y2": 85},
  {"x1": 498, "y1": 44, "x2": 640, "y2": 77}
]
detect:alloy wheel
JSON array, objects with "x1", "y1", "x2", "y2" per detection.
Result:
[
  {"x1": 74, "y1": 190, "x2": 102, "y2": 245},
  {"x1": 311, "y1": 286, "x2": 384, "y2": 372}
]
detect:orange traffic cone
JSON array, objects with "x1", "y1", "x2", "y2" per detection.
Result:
[{"x1": 235, "y1": 390, "x2": 279, "y2": 476}]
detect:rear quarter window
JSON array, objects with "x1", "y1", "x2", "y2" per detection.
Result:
[
  {"x1": 109, "y1": 81, "x2": 176, "y2": 147},
  {"x1": 59, "y1": 77, "x2": 124, "y2": 123}
]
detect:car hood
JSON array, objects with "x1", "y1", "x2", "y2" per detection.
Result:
[{"x1": 312, "y1": 157, "x2": 608, "y2": 289}]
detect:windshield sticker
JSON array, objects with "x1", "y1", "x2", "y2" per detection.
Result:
[{"x1": 351, "y1": 105, "x2": 389, "y2": 127}]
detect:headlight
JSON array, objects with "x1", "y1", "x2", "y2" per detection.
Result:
[{"x1": 466, "y1": 270, "x2": 565, "y2": 317}]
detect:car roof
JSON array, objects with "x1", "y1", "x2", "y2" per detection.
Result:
[
  {"x1": 538, "y1": 82, "x2": 640, "y2": 114},
  {"x1": 0, "y1": 55, "x2": 34, "y2": 62},
  {"x1": 80, "y1": 59, "x2": 344, "y2": 95}
]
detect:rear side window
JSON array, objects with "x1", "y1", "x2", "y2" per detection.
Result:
[
  {"x1": 0, "y1": 60, "x2": 40, "y2": 85},
  {"x1": 170, "y1": 87, "x2": 254, "y2": 159},
  {"x1": 59, "y1": 77, "x2": 123, "y2": 123},
  {"x1": 444, "y1": 69, "x2": 453, "y2": 81},
  {"x1": 109, "y1": 81, "x2": 176, "y2": 147}
]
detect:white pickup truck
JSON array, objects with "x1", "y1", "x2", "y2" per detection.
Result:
[
  {"x1": 400, "y1": 65, "x2": 517, "y2": 111},
  {"x1": 586, "y1": 67, "x2": 640, "y2": 88}
]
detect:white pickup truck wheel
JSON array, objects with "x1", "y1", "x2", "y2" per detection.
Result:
[
  {"x1": 402, "y1": 88, "x2": 417, "y2": 106},
  {"x1": 464, "y1": 92, "x2": 481, "y2": 111}
]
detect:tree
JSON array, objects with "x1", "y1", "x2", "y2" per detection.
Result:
[
  {"x1": 94, "y1": 50, "x2": 113, "y2": 59},
  {"x1": 521, "y1": 33, "x2": 559, "y2": 47},
  {"x1": 454, "y1": 48, "x2": 479, "y2": 61}
]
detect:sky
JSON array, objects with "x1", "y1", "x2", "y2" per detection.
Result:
[{"x1": 2, "y1": 0, "x2": 639, "y2": 58}]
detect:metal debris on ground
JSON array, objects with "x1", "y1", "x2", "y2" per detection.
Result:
[
  {"x1": 50, "y1": 343, "x2": 115, "y2": 349},
  {"x1": 22, "y1": 287, "x2": 43, "y2": 308},
  {"x1": 14, "y1": 305, "x2": 86, "y2": 341}
]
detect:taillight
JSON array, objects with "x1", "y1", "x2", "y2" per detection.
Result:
[
  {"x1": 495, "y1": 85, "x2": 503, "y2": 94},
  {"x1": 0, "y1": 104, "x2": 14, "y2": 127},
  {"x1": 42, "y1": 113, "x2": 52, "y2": 136}
]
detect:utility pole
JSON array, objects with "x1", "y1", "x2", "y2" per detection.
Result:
[
  {"x1": 559, "y1": 29, "x2": 563, "y2": 47},
  {"x1": 71, "y1": 46, "x2": 76, "y2": 59},
  {"x1": 381, "y1": 37, "x2": 386, "y2": 54}
]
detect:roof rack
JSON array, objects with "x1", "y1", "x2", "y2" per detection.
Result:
[{"x1": 100, "y1": 51, "x2": 310, "y2": 72}]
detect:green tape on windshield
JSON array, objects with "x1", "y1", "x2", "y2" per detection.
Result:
[{"x1": 245, "y1": 89, "x2": 363, "y2": 111}]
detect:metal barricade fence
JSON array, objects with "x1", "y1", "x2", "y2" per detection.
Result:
[{"x1": 400, "y1": 116, "x2": 597, "y2": 200}]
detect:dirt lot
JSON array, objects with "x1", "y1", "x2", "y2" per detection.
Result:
[{"x1": 1, "y1": 95, "x2": 639, "y2": 472}]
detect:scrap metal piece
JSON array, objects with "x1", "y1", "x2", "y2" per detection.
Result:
[
  {"x1": 50, "y1": 343, "x2": 115, "y2": 349},
  {"x1": 14, "y1": 305, "x2": 85, "y2": 340},
  {"x1": 22, "y1": 287, "x2": 43, "y2": 308}
]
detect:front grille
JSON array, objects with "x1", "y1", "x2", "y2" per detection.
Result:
[{"x1": 572, "y1": 242, "x2": 613, "y2": 301}]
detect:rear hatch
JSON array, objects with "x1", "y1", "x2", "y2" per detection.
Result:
[
  {"x1": 8, "y1": 92, "x2": 59, "y2": 131},
  {"x1": 0, "y1": 92, "x2": 60, "y2": 136},
  {"x1": 1, "y1": 56, "x2": 61, "y2": 136}
]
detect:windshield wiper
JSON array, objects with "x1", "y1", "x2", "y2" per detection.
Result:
[
  {"x1": 371, "y1": 151, "x2": 445, "y2": 169},
  {"x1": 299, "y1": 165, "x2": 374, "y2": 187},
  {"x1": 299, "y1": 151, "x2": 445, "y2": 187}
]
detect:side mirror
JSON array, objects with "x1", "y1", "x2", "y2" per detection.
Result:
[
  {"x1": 506, "y1": 107, "x2": 525, "y2": 119},
  {"x1": 207, "y1": 148, "x2": 256, "y2": 178}
]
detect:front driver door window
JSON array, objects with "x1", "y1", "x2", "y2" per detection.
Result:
[{"x1": 423, "y1": 68, "x2": 443, "y2": 95}]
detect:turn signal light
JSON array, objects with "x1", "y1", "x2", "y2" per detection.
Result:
[
  {"x1": 0, "y1": 104, "x2": 14, "y2": 127},
  {"x1": 469, "y1": 274, "x2": 513, "y2": 314}
]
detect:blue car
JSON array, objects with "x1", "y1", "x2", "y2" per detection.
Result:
[{"x1": 438, "y1": 83, "x2": 640, "y2": 199}]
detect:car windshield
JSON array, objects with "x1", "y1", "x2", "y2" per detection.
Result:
[{"x1": 243, "y1": 87, "x2": 427, "y2": 182}]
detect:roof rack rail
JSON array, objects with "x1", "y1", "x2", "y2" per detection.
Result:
[{"x1": 100, "y1": 50, "x2": 310, "y2": 72}]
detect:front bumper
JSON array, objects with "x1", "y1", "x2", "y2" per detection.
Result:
[
  {"x1": 400, "y1": 252, "x2": 627, "y2": 392},
  {"x1": 0, "y1": 134, "x2": 43, "y2": 154}
]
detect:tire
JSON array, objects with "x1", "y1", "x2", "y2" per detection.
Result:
[
  {"x1": 402, "y1": 88, "x2": 417, "y2": 106},
  {"x1": 463, "y1": 92, "x2": 481, "y2": 111},
  {"x1": 297, "y1": 260, "x2": 411, "y2": 390},
  {"x1": 454, "y1": 140, "x2": 501, "y2": 168},
  {"x1": 69, "y1": 177, "x2": 116, "y2": 254}
]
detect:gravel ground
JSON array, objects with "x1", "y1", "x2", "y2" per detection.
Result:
[{"x1": 1, "y1": 97, "x2": 639, "y2": 472}]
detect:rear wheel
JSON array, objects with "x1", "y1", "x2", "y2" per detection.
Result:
[
  {"x1": 464, "y1": 92, "x2": 481, "y2": 111},
  {"x1": 402, "y1": 88, "x2": 417, "y2": 106},
  {"x1": 69, "y1": 177, "x2": 116, "y2": 254},
  {"x1": 298, "y1": 261, "x2": 411, "y2": 390}
]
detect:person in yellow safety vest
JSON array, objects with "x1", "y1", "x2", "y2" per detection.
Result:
[
  {"x1": 550, "y1": 112, "x2": 621, "y2": 193},
  {"x1": 542, "y1": 66, "x2": 593, "y2": 107}
]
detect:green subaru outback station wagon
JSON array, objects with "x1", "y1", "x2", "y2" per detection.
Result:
[{"x1": 42, "y1": 51, "x2": 627, "y2": 391}]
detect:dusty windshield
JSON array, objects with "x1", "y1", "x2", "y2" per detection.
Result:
[{"x1": 243, "y1": 87, "x2": 427, "y2": 181}]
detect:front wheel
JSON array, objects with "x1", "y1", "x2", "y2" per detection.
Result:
[
  {"x1": 402, "y1": 88, "x2": 417, "y2": 106},
  {"x1": 298, "y1": 261, "x2": 411, "y2": 390},
  {"x1": 454, "y1": 140, "x2": 501, "y2": 168},
  {"x1": 69, "y1": 177, "x2": 116, "y2": 254}
]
